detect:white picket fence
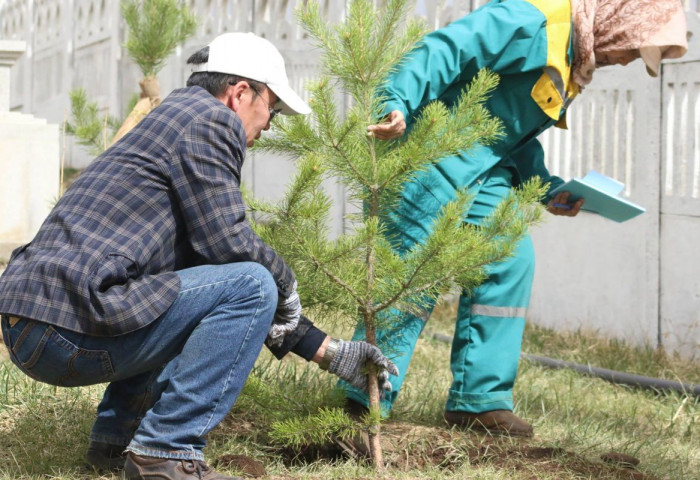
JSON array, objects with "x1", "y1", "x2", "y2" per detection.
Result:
[{"x1": 1, "y1": 0, "x2": 699, "y2": 359}]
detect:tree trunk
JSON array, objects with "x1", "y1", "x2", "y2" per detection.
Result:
[
  {"x1": 364, "y1": 319, "x2": 385, "y2": 472},
  {"x1": 110, "y1": 75, "x2": 161, "y2": 145}
]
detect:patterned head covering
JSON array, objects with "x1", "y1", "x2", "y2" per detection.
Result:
[{"x1": 570, "y1": 0, "x2": 688, "y2": 86}]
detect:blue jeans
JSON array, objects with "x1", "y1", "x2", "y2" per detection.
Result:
[{"x1": 1, "y1": 262, "x2": 277, "y2": 460}]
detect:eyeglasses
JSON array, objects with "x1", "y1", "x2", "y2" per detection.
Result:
[
  {"x1": 268, "y1": 106, "x2": 282, "y2": 122},
  {"x1": 248, "y1": 83, "x2": 282, "y2": 122}
]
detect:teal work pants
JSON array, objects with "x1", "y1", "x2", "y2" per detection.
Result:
[{"x1": 341, "y1": 167, "x2": 535, "y2": 414}]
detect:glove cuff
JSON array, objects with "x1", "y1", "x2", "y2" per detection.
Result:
[{"x1": 318, "y1": 338, "x2": 340, "y2": 370}]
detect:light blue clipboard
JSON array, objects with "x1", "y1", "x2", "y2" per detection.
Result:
[{"x1": 549, "y1": 171, "x2": 646, "y2": 223}]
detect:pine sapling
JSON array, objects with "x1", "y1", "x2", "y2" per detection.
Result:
[
  {"x1": 111, "y1": 0, "x2": 197, "y2": 144},
  {"x1": 251, "y1": 0, "x2": 547, "y2": 470}
]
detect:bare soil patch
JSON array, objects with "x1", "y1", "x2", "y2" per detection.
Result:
[
  {"x1": 228, "y1": 421, "x2": 662, "y2": 479},
  {"x1": 215, "y1": 454, "x2": 268, "y2": 477},
  {"x1": 380, "y1": 423, "x2": 658, "y2": 479}
]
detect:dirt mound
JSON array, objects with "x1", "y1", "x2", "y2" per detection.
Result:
[
  {"x1": 214, "y1": 454, "x2": 267, "y2": 477},
  {"x1": 273, "y1": 422, "x2": 660, "y2": 480},
  {"x1": 390, "y1": 423, "x2": 660, "y2": 479},
  {"x1": 214, "y1": 413, "x2": 662, "y2": 479}
]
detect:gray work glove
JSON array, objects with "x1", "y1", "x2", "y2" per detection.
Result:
[
  {"x1": 325, "y1": 339, "x2": 399, "y2": 393},
  {"x1": 267, "y1": 281, "x2": 302, "y2": 347}
]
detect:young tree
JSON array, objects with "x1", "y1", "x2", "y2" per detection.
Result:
[
  {"x1": 65, "y1": 88, "x2": 123, "y2": 156},
  {"x1": 251, "y1": 0, "x2": 546, "y2": 470},
  {"x1": 111, "y1": 0, "x2": 197, "y2": 143},
  {"x1": 66, "y1": 0, "x2": 197, "y2": 153}
]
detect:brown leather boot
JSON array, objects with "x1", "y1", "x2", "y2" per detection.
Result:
[
  {"x1": 123, "y1": 452, "x2": 243, "y2": 479},
  {"x1": 444, "y1": 409, "x2": 534, "y2": 437}
]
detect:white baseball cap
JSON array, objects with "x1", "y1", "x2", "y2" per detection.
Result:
[{"x1": 191, "y1": 32, "x2": 311, "y2": 115}]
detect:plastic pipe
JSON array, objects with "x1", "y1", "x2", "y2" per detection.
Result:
[
  {"x1": 522, "y1": 353, "x2": 700, "y2": 397},
  {"x1": 426, "y1": 331, "x2": 700, "y2": 397}
]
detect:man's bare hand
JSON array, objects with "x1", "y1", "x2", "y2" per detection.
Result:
[
  {"x1": 546, "y1": 191, "x2": 584, "y2": 217},
  {"x1": 367, "y1": 110, "x2": 406, "y2": 140}
]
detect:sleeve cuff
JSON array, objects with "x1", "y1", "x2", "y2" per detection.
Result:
[
  {"x1": 266, "y1": 314, "x2": 326, "y2": 361},
  {"x1": 290, "y1": 325, "x2": 326, "y2": 361}
]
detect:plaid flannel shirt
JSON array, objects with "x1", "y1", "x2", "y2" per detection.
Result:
[{"x1": 0, "y1": 86, "x2": 295, "y2": 336}]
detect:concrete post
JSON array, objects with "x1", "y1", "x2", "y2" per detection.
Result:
[{"x1": 0, "y1": 41, "x2": 26, "y2": 113}]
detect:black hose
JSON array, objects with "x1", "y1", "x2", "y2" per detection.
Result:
[
  {"x1": 522, "y1": 354, "x2": 700, "y2": 397},
  {"x1": 427, "y1": 331, "x2": 700, "y2": 397}
]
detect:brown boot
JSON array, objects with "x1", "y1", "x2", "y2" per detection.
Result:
[
  {"x1": 123, "y1": 452, "x2": 243, "y2": 479},
  {"x1": 444, "y1": 410, "x2": 534, "y2": 437}
]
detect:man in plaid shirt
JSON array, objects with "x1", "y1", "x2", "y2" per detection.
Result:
[{"x1": 0, "y1": 33, "x2": 397, "y2": 480}]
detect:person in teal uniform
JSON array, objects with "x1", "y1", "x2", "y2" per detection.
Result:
[{"x1": 341, "y1": 0, "x2": 688, "y2": 437}]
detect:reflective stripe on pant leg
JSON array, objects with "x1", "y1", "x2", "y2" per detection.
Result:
[
  {"x1": 471, "y1": 305, "x2": 528, "y2": 318},
  {"x1": 446, "y1": 234, "x2": 535, "y2": 413}
]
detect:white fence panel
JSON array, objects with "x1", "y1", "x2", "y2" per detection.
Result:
[
  {"x1": 658, "y1": 61, "x2": 700, "y2": 358},
  {"x1": 530, "y1": 60, "x2": 663, "y2": 350},
  {"x1": 663, "y1": 65, "x2": 700, "y2": 215},
  {"x1": 1, "y1": 0, "x2": 699, "y2": 357}
]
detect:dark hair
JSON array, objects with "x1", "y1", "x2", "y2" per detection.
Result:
[{"x1": 186, "y1": 46, "x2": 267, "y2": 97}]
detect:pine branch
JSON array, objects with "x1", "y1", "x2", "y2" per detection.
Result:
[
  {"x1": 65, "y1": 88, "x2": 120, "y2": 156},
  {"x1": 371, "y1": 71, "x2": 502, "y2": 209},
  {"x1": 323, "y1": 238, "x2": 365, "y2": 265},
  {"x1": 243, "y1": 374, "x2": 308, "y2": 414},
  {"x1": 269, "y1": 407, "x2": 359, "y2": 449},
  {"x1": 329, "y1": 137, "x2": 371, "y2": 188},
  {"x1": 368, "y1": 0, "x2": 425, "y2": 87},
  {"x1": 374, "y1": 214, "x2": 467, "y2": 312},
  {"x1": 374, "y1": 183, "x2": 545, "y2": 314},
  {"x1": 290, "y1": 222, "x2": 365, "y2": 308},
  {"x1": 254, "y1": 115, "x2": 323, "y2": 157},
  {"x1": 340, "y1": 10, "x2": 367, "y2": 85},
  {"x1": 373, "y1": 248, "x2": 441, "y2": 313}
]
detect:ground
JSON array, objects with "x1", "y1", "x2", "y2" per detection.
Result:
[
  {"x1": 212, "y1": 415, "x2": 665, "y2": 480},
  {"x1": 0, "y1": 290, "x2": 696, "y2": 479}
]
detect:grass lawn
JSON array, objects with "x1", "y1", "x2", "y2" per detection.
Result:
[{"x1": 0, "y1": 301, "x2": 697, "y2": 479}]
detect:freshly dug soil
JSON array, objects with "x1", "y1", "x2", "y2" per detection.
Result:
[{"x1": 275, "y1": 422, "x2": 660, "y2": 480}]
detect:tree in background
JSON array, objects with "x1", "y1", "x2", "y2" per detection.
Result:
[
  {"x1": 65, "y1": 88, "x2": 123, "y2": 157},
  {"x1": 111, "y1": 0, "x2": 197, "y2": 143},
  {"x1": 251, "y1": 0, "x2": 546, "y2": 470},
  {"x1": 67, "y1": 0, "x2": 197, "y2": 151}
]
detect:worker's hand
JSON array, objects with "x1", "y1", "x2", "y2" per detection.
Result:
[
  {"x1": 547, "y1": 191, "x2": 584, "y2": 217},
  {"x1": 367, "y1": 110, "x2": 406, "y2": 140},
  {"x1": 267, "y1": 281, "x2": 302, "y2": 347},
  {"x1": 327, "y1": 339, "x2": 399, "y2": 393}
]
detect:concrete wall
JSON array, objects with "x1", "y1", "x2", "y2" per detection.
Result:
[{"x1": 0, "y1": 40, "x2": 60, "y2": 260}]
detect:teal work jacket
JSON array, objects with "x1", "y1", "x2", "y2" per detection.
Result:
[{"x1": 382, "y1": 0, "x2": 579, "y2": 204}]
